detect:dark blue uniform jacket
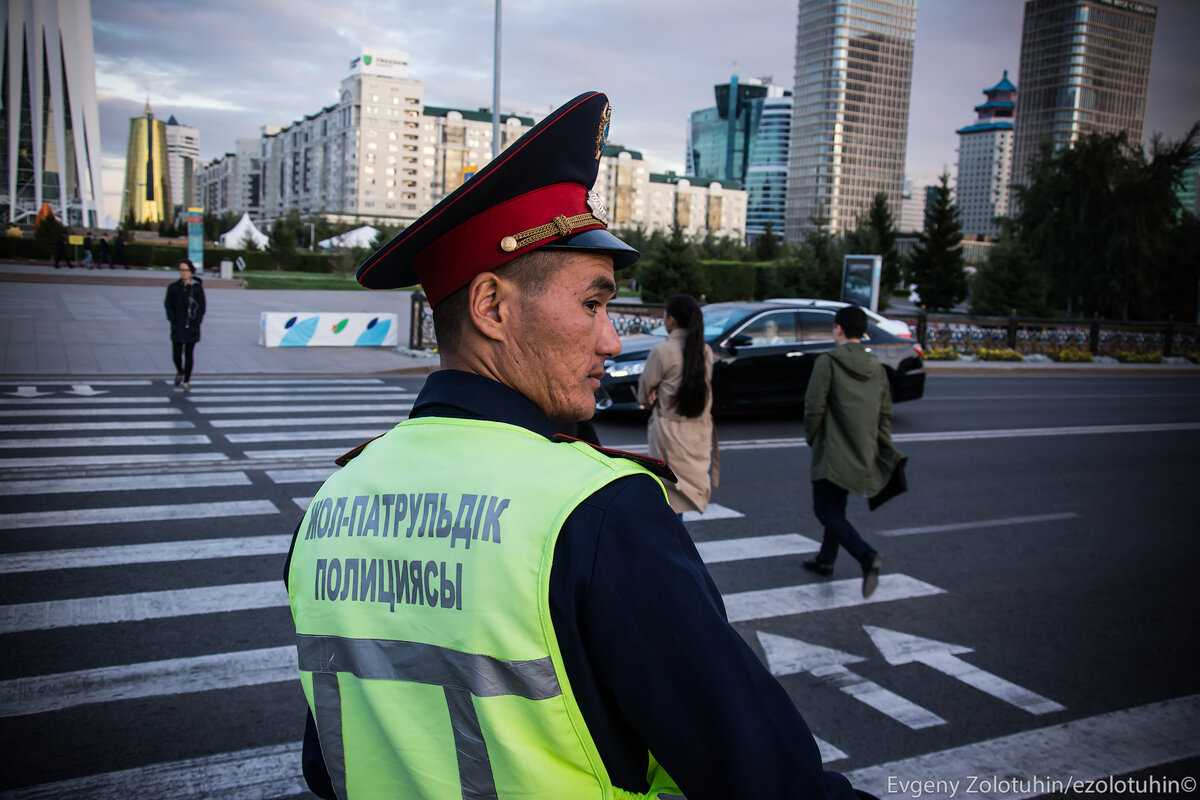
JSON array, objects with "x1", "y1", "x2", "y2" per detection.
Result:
[{"x1": 285, "y1": 370, "x2": 860, "y2": 800}]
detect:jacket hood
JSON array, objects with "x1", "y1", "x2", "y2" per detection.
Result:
[{"x1": 829, "y1": 342, "x2": 877, "y2": 381}]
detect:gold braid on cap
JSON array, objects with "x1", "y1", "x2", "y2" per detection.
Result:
[{"x1": 499, "y1": 212, "x2": 604, "y2": 253}]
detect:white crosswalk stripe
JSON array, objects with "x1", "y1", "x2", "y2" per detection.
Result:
[
  {"x1": 0, "y1": 397, "x2": 171, "y2": 405},
  {"x1": 0, "y1": 452, "x2": 228, "y2": 470},
  {"x1": 0, "y1": 407, "x2": 183, "y2": 418},
  {"x1": 189, "y1": 385, "x2": 403, "y2": 394},
  {"x1": 266, "y1": 467, "x2": 336, "y2": 484},
  {"x1": 0, "y1": 421, "x2": 195, "y2": 433},
  {"x1": 0, "y1": 646, "x2": 298, "y2": 718},
  {"x1": 0, "y1": 434, "x2": 210, "y2": 450},
  {"x1": 197, "y1": 403, "x2": 413, "y2": 415},
  {"x1": 0, "y1": 500, "x2": 278, "y2": 531},
  {"x1": 224, "y1": 427, "x2": 391, "y2": 444},
  {"x1": 0, "y1": 571, "x2": 942, "y2": 635},
  {"x1": 0, "y1": 471, "x2": 250, "y2": 497},
  {"x1": 0, "y1": 535, "x2": 292, "y2": 574},
  {"x1": 190, "y1": 393, "x2": 414, "y2": 403},
  {"x1": 211, "y1": 415, "x2": 401, "y2": 429}
]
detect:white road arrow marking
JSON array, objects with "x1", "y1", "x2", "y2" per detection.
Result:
[
  {"x1": 65, "y1": 384, "x2": 108, "y2": 396},
  {"x1": 864, "y1": 626, "x2": 1065, "y2": 716},
  {"x1": 757, "y1": 632, "x2": 946, "y2": 730},
  {"x1": 5, "y1": 386, "x2": 53, "y2": 398}
]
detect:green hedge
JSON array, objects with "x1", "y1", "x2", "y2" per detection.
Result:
[{"x1": 0, "y1": 236, "x2": 344, "y2": 273}]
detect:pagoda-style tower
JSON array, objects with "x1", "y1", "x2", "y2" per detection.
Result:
[{"x1": 955, "y1": 71, "x2": 1017, "y2": 238}]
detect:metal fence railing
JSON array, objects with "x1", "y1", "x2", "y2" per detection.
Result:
[
  {"x1": 409, "y1": 293, "x2": 1197, "y2": 358},
  {"x1": 408, "y1": 295, "x2": 664, "y2": 350},
  {"x1": 888, "y1": 312, "x2": 1200, "y2": 357}
]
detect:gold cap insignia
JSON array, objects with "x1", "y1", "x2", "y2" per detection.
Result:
[{"x1": 594, "y1": 103, "x2": 612, "y2": 160}]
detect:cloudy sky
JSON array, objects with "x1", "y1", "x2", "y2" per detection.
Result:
[{"x1": 93, "y1": 0, "x2": 1199, "y2": 227}]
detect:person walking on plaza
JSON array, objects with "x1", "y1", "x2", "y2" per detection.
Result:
[
  {"x1": 802, "y1": 304, "x2": 906, "y2": 598},
  {"x1": 283, "y1": 92, "x2": 868, "y2": 800},
  {"x1": 97, "y1": 236, "x2": 111, "y2": 268},
  {"x1": 637, "y1": 293, "x2": 718, "y2": 516},
  {"x1": 81, "y1": 233, "x2": 93, "y2": 268},
  {"x1": 53, "y1": 231, "x2": 72, "y2": 268},
  {"x1": 164, "y1": 259, "x2": 205, "y2": 390},
  {"x1": 113, "y1": 233, "x2": 128, "y2": 269}
]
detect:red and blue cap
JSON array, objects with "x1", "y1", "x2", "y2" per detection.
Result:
[{"x1": 355, "y1": 91, "x2": 638, "y2": 305}]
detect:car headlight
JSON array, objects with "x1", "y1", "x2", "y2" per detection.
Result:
[{"x1": 605, "y1": 359, "x2": 646, "y2": 378}]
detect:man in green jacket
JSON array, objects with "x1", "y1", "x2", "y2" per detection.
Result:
[{"x1": 802, "y1": 305, "x2": 905, "y2": 598}]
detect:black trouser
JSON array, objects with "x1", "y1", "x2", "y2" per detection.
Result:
[
  {"x1": 813, "y1": 479, "x2": 876, "y2": 568},
  {"x1": 172, "y1": 341, "x2": 196, "y2": 381}
]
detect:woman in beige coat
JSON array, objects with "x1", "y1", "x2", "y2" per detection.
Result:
[{"x1": 637, "y1": 294, "x2": 717, "y2": 515}]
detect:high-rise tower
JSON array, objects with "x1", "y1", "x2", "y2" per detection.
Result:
[
  {"x1": 956, "y1": 71, "x2": 1016, "y2": 238},
  {"x1": 120, "y1": 101, "x2": 171, "y2": 226},
  {"x1": 1, "y1": 0, "x2": 104, "y2": 226},
  {"x1": 785, "y1": 0, "x2": 917, "y2": 239},
  {"x1": 1011, "y1": 0, "x2": 1157, "y2": 189}
]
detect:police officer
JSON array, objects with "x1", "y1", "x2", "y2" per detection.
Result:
[{"x1": 285, "y1": 92, "x2": 870, "y2": 800}]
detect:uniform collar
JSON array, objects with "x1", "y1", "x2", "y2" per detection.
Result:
[{"x1": 410, "y1": 369, "x2": 558, "y2": 439}]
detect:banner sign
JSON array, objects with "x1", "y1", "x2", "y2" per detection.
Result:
[
  {"x1": 186, "y1": 207, "x2": 204, "y2": 273},
  {"x1": 841, "y1": 254, "x2": 883, "y2": 312},
  {"x1": 259, "y1": 312, "x2": 399, "y2": 348}
]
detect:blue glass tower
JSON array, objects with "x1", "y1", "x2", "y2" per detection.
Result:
[{"x1": 687, "y1": 76, "x2": 789, "y2": 243}]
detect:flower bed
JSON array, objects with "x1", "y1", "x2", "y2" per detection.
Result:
[
  {"x1": 1049, "y1": 347, "x2": 1093, "y2": 363},
  {"x1": 975, "y1": 347, "x2": 1024, "y2": 362},
  {"x1": 923, "y1": 347, "x2": 959, "y2": 361},
  {"x1": 1115, "y1": 351, "x2": 1163, "y2": 364}
]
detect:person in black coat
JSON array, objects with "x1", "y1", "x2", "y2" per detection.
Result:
[
  {"x1": 97, "y1": 237, "x2": 111, "y2": 268},
  {"x1": 53, "y1": 231, "x2": 72, "y2": 268},
  {"x1": 113, "y1": 234, "x2": 128, "y2": 269},
  {"x1": 164, "y1": 259, "x2": 205, "y2": 390}
]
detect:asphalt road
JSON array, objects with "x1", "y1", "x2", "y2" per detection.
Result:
[{"x1": 0, "y1": 373, "x2": 1197, "y2": 798}]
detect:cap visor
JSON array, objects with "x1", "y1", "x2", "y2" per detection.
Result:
[{"x1": 540, "y1": 228, "x2": 639, "y2": 269}]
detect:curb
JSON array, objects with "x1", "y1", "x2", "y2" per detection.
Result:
[
  {"x1": 925, "y1": 362, "x2": 1200, "y2": 376},
  {"x1": 0, "y1": 271, "x2": 245, "y2": 289}
]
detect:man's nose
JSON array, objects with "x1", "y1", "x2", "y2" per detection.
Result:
[{"x1": 599, "y1": 310, "x2": 622, "y2": 358}]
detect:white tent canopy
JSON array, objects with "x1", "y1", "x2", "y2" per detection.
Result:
[
  {"x1": 319, "y1": 225, "x2": 380, "y2": 250},
  {"x1": 219, "y1": 213, "x2": 270, "y2": 250}
]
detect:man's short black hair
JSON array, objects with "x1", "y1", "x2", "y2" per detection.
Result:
[
  {"x1": 835, "y1": 305, "x2": 867, "y2": 339},
  {"x1": 432, "y1": 250, "x2": 557, "y2": 354}
]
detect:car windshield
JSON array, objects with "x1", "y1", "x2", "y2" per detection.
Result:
[{"x1": 645, "y1": 305, "x2": 750, "y2": 338}]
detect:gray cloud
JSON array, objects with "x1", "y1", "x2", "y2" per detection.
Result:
[{"x1": 93, "y1": 0, "x2": 1199, "y2": 223}]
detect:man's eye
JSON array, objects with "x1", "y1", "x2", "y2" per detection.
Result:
[{"x1": 585, "y1": 300, "x2": 602, "y2": 313}]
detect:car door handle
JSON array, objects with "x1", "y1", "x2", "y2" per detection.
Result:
[{"x1": 786, "y1": 351, "x2": 807, "y2": 357}]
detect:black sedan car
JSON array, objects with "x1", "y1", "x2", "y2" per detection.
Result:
[{"x1": 596, "y1": 300, "x2": 925, "y2": 414}]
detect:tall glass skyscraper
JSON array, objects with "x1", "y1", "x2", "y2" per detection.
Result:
[
  {"x1": 1011, "y1": 0, "x2": 1157, "y2": 189},
  {"x1": 1, "y1": 0, "x2": 104, "y2": 226},
  {"x1": 785, "y1": 0, "x2": 917, "y2": 240},
  {"x1": 121, "y1": 102, "x2": 172, "y2": 226},
  {"x1": 687, "y1": 76, "x2": 789, "y2": 243},
  {"x1": 745, "y1": 94, "x2": 793, "y2": 244}
]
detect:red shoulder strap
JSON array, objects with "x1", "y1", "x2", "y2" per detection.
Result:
[{"x1": 552, "y1": 434, "x2": 677, "y2": 483}]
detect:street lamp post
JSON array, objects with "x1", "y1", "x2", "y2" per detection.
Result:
[{"x1": 492, "y1": 0, "x2": 501, "y2": 160}]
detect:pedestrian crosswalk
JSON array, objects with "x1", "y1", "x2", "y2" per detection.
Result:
[{"x1": 0, "y1": 375, "x2": 1097, "y2": 797}]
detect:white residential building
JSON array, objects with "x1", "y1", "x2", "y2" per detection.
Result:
[
  {"x1": 165, "y1": 116, "x2": 199, "y2": 211},
  {"x1": 196, "y1": 138, "x2": 263, "y2": 220},
  {"x1": 592, "y1": 145, "x2": 651, "y2": 230},
  {"x1": 645, "y1": 172, "x2": 747, "y2": 240}
]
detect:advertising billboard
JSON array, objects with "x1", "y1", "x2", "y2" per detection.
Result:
[{"x1": 841, "y1": 254, "x2": 883, "y2": 312}]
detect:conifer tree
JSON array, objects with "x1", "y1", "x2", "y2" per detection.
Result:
[{"x1": 909, "y1": 172, "x2": 967, "y2": 310}]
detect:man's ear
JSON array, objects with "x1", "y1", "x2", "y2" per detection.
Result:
[{"x1": 467, "y1": 271, "x2": 511, "y2": 343}]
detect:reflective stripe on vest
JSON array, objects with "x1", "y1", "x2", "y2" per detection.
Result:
[{"x1": 288, "y1": 417, "x2": 682, "y2": 799}]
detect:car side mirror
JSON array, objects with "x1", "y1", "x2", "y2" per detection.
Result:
[{"x1": 727, "y1": 333, "x2": 753, "y2": 350}]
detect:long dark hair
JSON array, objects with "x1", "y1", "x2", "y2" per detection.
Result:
[{"x1": 666, "y1": 294, "x2": 708, "y2": 418}]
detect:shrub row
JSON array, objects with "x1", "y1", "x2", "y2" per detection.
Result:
[
  {"x1": 1050, "y1": 348, "x2": 1093, "y2": 363},
  {"x1": 1115, "y1": 350, "x2": 1163, "y2": 363},
  {"x1": 0, "y1": 237, "x2": 346, "y2": 273}
]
